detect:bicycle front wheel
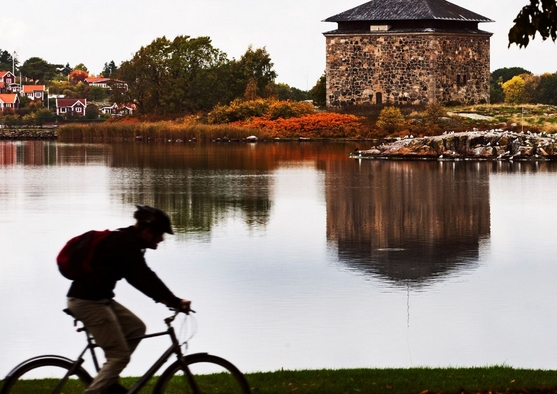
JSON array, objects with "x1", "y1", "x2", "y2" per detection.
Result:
[
  {"x1": 153, "y1": 353, "x2": 250, "y2": 394},
  {"x1": 0, "y1": 356, "x2": 92, "y2": 394}
]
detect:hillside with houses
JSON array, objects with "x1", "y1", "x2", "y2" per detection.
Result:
[{"x1": 0, "y1": 70, "x2": 134, "y2": 121}]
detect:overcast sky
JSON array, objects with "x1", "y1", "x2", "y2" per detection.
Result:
[{"x1": 2, "y1": 0, "x2": 556, "y2": 90}]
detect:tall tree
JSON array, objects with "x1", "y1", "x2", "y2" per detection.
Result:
[
  {"x1": 509, "y1": 0, "x2": 557, "y2": 47},
  {"x1": 117, "y1": 36, "x2": 173, "y2": 114},
  {"x1": 537, "y1": 72, "x2": 557, "y2": 104},
  {"x1": 502, "y1": 75, "x2": 526, "y2": 103},
  {"x1": 163, "y1": 35, "x2": 230, "y2": 113},
  {"x1": 102, "y1": 61, "x2": 118, "y2": 77},
  {"x1": 60, "y1": 63, "x2": 72, "y2": 76},
  {"x1": 491, "y1": 67, "x2": 532, "y2": 84},
  {"x1": 73, "y1": 63, "x2": 89, "y2": 73},
  {"x1": 0, "y1": 49, "x2": 17, "y2": 72},
  {"x1": 275, "y1": 83, "x2": 310, "y2": 101},
  {"x1": 116, "y1": 35, "x2": 230, "y2": 114},
  {"x1": 230, "y1": 46, "x2": 277, "y2": 99},
  {"x1": 310, "y1": 73, "x2": 326, "y2": 107},
  {"x1": 20, "y1": 57, "x2": 61, "y2": 82},
  {"x1": 490, "y1": 68, "x2": 531, "y2": 104}
]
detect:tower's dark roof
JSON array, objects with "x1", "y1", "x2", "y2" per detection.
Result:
[{"x1": 324, "y1": 0, "x2": 494, "y2": 23}]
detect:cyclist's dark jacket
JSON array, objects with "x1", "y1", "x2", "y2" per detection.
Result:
[{"x1": 66, "y1": 226, "x2": 181, "y2": 308}]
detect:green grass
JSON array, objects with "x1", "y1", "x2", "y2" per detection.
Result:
[{"x1": 3, "y1": 367, "x2": 557, "y2": 393}]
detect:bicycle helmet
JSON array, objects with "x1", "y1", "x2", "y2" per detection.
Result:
[{"x1": 134, "y1": 205, "x2": 174, "y2": 234}]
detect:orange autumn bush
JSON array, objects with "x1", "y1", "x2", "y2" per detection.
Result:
[{"x1": 231, "y1": 112, "x2": 364, "y2": 138}]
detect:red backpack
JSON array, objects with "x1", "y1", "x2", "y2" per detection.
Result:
[{"x1": 57, "y1": 230, "x2": 112, "y2": 280}]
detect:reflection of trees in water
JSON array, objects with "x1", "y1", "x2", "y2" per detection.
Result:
[
  {"x1": 324, "y1": 160, "x2": 491, "y2": 288},
  {"x1": 106, "y1": 142, "x2": 354, "y2": 235},
  {"x1": 107, "y1": 143, "x2": 275, "y2": 234},
  {"x1": 115, "y1": 168, "x2": 272, "y2": 235}
]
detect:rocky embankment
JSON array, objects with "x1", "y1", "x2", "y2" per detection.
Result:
[
  {"x1": 350, "y1": 130, "x2": 557, "y2": 161},
  {"x1": 0, "y1": 128, "x2": 58, "y2": 140}
]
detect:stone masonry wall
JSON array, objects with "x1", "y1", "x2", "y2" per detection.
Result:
[{"x1": 325, "y1": 32, "x2": 491, "y2": 107}]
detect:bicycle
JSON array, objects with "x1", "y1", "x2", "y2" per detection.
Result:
[{"x1": 0, "y1": 309, "x2": 251, "y2": 394}]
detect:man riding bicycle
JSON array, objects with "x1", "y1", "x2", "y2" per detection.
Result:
[{"x1": 66, "y1": 205, "x2": 191, "y2": 394}]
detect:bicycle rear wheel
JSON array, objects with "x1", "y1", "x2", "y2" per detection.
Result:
[
  {"x1": 153, "y1": 353, "x2": 250, "y2": 394},
  {"x1": 0, "y1": 356, "x2": 92, "y2": 394}
]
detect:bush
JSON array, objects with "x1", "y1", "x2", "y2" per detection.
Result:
[
  {"x1": 376, "y1": 106, "x2": 405, "y2": 132},
  {"x1": 423, "y1": 103, "x2": 447, "y2": 126},
  {"x1": 268, "y1": 101, "x2": 313, "y2": 120},
  {"x1": 207, "y1": 99, "x2": 314, "y2": 124}
]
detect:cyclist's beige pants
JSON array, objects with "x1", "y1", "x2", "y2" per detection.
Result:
[{"x1": 67, "y1": 298, "x2": 146, "y2": 394}]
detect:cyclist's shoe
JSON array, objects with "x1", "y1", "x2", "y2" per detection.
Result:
[{"x1": 106, "y1": 383, "x2": 128, "y2": 394}]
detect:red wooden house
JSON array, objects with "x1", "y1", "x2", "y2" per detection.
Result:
[
  {"x1": 56, "y1": 98, "x2": 87, "y2": 117},
  {"x1": 0, "y1": 71, "x2": 19, "y2": 93},
  {"x1": 21, "y1": 85, "x2": 46, "y2": 101},
  {"x1": 0, "y1": 93, "x2": 20, "y2": 111}
]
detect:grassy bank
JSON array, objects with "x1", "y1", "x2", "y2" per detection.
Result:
[
  {"x1": 55, "y1": 104, "x2": 557, "y2": 142},
  {"x1": 3, "y1": 366, "x2": 557, "y2": 393},
  {"x1": 451, "y1": 103, "x2": 557, "y2": 132}
]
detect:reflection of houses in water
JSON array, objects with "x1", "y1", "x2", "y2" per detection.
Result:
[{"x1": 325, "y1": 160, "x2": 491, "y2": 288}]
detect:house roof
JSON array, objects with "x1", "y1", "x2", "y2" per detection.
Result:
[
  {"x1": 56, "y1": 98, "x2": 87, "y2": 107},
  {"x1": 85, "y1": 77, "x2": 111, "y2": 84},
  {"x1": 324, "y1": 0, "x2": 493, "y2": 23},
  {"x1": 22, "y1": 85, "x2": 46, "y2": 93},
  {"x1": 0, "y1": 93, "x2": 18, "y2": 104},
  {"x1": 0, "y1": 70, "x2": 13, "y2": 78}
]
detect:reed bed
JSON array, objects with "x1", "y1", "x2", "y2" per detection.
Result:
[{"x1": 57, "y1": 121, "x2": 271, "y2": 142}]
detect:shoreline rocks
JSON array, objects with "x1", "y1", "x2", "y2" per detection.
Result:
[
  {"x1": 0, "y1": 128, "x2": 58, "y2": 140},
  {"x1": 350, "y1": 130, "x2": 557, "y2": 161}
]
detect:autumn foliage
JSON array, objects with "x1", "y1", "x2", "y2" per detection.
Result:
[
  {"x1": 206, "y1": 98, "x2": 364, "y2": 138},
  {"x1": 69, "y1": 69, "x2": 88, "y2": 84},
  {"x1": 231, "y1": 112, "x2": 363, "y2": 138}
]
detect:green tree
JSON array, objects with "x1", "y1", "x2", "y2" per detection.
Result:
[
  {"x1": 17, "y1": 95, "x2": 32, "y2": 109},
  {"x1": 229, "y1": 46, "x2": 277, "y2": 99},
  {"x1": 117, "y1": 36, "x2": 171, "y2": 114},
  {"x1": 85, "y1": 104, "x2": 100, "y2": 119},
  {"x1": 537, "y1": 72, "x2": 557, "y2": 104},
  {"x1": 310, "y1": 73, "x2": 326, "y2": 107},
  {"x1": 163, "y1": 35, "x2": 230, "y2": 113},
  {"x1": 102, "y1": 61, "x2": 118, "y2": 77},
  {"x1": 490, "y1": 80, "x2": 505, "y2": 103},
  {"x1": 0, "y1": 49, "x2": 17, "y2": 72},
  {"x1": 274, "y1": 83, "x2": 310, "y2": 101},
  {"x1": 60, "y1": 63, "x2": 72, "y2": 76},
  {"x1": 117, "y1": 35, "x2": 230, "y2": 114},
  {"x1": 491, "y1": 67, "x2": 532, "y2": 84},
  {"x1": 34, "y1": 108, "x2": 55, "y2": 125},
  {"x1": 490, "y1": 68, "x2": 531, "y2": 103},
  {"x1": 73, "y1": 63, "x2": 89, "y2": 73},
  {"x1": 509, "y1": 0, "x2": 557, "y2": 47},
  {"x1": 502, "y1": 75, "x2": 526, "y2": 103},
  {"x1": 521, "y1": 73, "x2": 541, "y2": 103},
  {"x1": 20, "y1": 57, "x2": 61, "y2": 82},
  {"x1": 87, "y1": 86, "x2": 108, "y2": 101}
]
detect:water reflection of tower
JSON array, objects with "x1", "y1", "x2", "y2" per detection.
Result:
[{"x1": 324, "y1": 160, "x2": 491, "y2": 288}]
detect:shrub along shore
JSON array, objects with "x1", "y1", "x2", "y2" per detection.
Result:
[{"x1": 2, "y1": 366, "x2": 557, "y2": 393}]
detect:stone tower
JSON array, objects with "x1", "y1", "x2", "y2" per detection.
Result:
[{"x1": 323, "y1": 0, "x2": 493, "y2": 107}]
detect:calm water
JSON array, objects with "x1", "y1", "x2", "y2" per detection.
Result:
[{"x1": 1, "y1": 140, "x2": 557, "y2": 378}]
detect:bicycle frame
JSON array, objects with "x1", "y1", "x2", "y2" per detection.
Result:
[{"x1": 70, "y1": 312, "x2": 201, "y2": 394}]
